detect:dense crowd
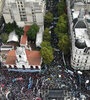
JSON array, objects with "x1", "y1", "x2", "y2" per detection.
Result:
[{"x1": 0, "y1": 64, "x2": 90, "y2": 100}]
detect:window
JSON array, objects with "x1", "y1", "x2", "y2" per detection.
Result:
[
  {"x1": 21, "y1": 5, "x2": 23, "y2": 7},
  {"x1": 19, "y1": 55, "x2": 21, "y2": 58},
  {"x1": 84, "y1": 48, "x2": 88, "y2": 53},
  {"x1": 31, "y1": 66, "x2": 33, "y2": 69},
  {"x1": 36, "y1": 66, "x2": 39, "y2": 69},
  {"x1": 78, "y1": 60, "x2": 79, "y2": 63},
  {"x1": 14, "y1": 65, "x2": 17, "y2": 69},
  {"x1": 22, "y1": 65, "x2": 25, "y2": 70},
  {"x1": 73, "y1": 62, "x2": 75, "y2": 65},
  {"x1": 9, "y1": 65, "x2": 12, "y2": 69},
  {"x1": 22, "y1": 8, "x2": 25, "y2": 10},
  {"x1": 74, "y1": 58, "x2": 76, "y2": 60},
  {"x1": 85, "y1": 60, "x2": 87, "y2": 63}
]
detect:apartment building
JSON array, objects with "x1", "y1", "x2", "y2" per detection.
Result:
[
  {"x1": 3, "y1": 0, "x2": 46, "y2": 47},
  {"x1": 66, "y1": 0, "x2": 90, "y2": 70},
  {"x1": 3, "y1": 0, "x2": 45, "y2": 27}
]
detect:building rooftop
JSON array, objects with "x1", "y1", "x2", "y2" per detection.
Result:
[
  {"x1": 72, "y1": 6, "x2": 90, "y2": 48},
  {"x1": 7, "y1": 30, "x2": 18, "y2": 43},
  {"x1": 26, "y1": 50, "x2": 41, "y2": 65},
  {"x1": 6, "y1": 50, "x2": 16, "y2": 65},
  {"x1": 20, "y1": 26, "x2": 30, "y2": 45},
  {"x1": 6, "y1": 49, "x2": 41, "y2": 66}
]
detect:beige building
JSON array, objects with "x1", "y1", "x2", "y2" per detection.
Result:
[
  {"x1": 66, "y1": 0, "x2": 90, "y2": 70},
  {"x1": 3, "y1": 0, "x2": 46, "y2": 47},
  {"x1": 3, "y1": 0, "x2": 46, "y2": 27}
]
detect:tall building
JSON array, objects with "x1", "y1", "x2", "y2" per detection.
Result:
[
  {"x1": 3, "y1": 0, "x2": 46, "y2": 47},
  {"x1": 66, "y1": 0, "x2": 90, "y2": 70},
  {"x1": 3, "y1": 0, "x2": 46, "y2": 27}
]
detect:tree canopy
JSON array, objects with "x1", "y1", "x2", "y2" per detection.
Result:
[
  {"x1": 54, "y1": 13, "x2": 68, "y2": 35},
  {"x1": 45, "y1": 12, "x2": 53, "y2": 24},
  {"x1": 15, "y1": 27, "x2": 24, "y2": 41},
  {"x1": 40, "y1": 47, "x2": 54, "y2": 64},
  {"x1": 4, "y1": 21, "x2": 24, "y2": 38},
  {"x1": 27, "y1": 24, "x2": 39, "y2": 41},
  {"x1": 4, "y1": 22, "x2": 14, "y2": 34},
  {"x1": 1, "y1": 33, "x2": 8, "y2": 43},
  {"x1": 43, "y1": 28, "x2": 51, "y2": 41},
  {"x1": 58, "y1": 13, "x2": 68, "y2": 24},
  {"x1": 58, "y1": 34, "x2": 71, "y2": 54},
  {"x1": 56, "y1": 0, "x2": 66, "y2": 16},
  {"x1": 40, "y1": 41, "x2": 54, "y2": 53}
]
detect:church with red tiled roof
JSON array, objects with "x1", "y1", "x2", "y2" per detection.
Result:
[{"x1": 5, "y1": 26, "x2": 42, "y2": 72}]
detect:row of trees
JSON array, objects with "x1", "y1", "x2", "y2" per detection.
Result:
[
  {"x1": 40, "y1": 41, "x2": 54, "y2": 64},
  {"x1": 40, "y1": 0, "x2": 71, "y2": 64},
  {"x1": 55, "y1": 13, "x2": 68, "y2": 35},
  {"x1": 56, "y1": 0, "x2": 66, "y2": 16}
]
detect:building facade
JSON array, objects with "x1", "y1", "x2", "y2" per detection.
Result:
[
  {"x1": 3, "y1": 0, "x2": 46, "y2": 47},
  {"x1": 0, "y1": 0, "x2": 5, "y2": 19},
  {"x1": 3, "y1": 0, "x2": 46, "y2": 27},
  {"x1": 5, "y1": 46, "x2": 42, "y2": 72},
  {"x1": 66, "y1": 0, "x2": 90, "y2": 70}
]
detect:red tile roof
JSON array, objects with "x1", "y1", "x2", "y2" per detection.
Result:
[
  {"x1": 25, "y1": 50, "x2": 41, "y2": 65},
  {"x1": 20, "y1": 26, "x2": 30, "y2": 45},
  {"x1": 6, "y1": 50, "x2": 16, "y2": 65},
  {"x1": 5, "y1": 49, "x2": 41, "y2": 66}
]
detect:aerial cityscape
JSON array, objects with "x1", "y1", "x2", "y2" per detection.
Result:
[{"x1": 0, "y1": 0, "x2": 90, "y2": 100}]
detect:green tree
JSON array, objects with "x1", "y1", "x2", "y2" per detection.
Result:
[
  {"x1": 58, "y1": 34, "x2": 70, "y2": 54},
  {"x1": 40, "y1": 47, "x2": 54, "y2": 64},
  {"x1": 58, "y1": 13, "x2": 68, "y2": 24},
  {"x1": 54, "y1": 22, "x2": 67, "y2": 35},
  {"x1": 43, "y1": 28, "x2": 51, "y2": 41},
  {"x1": 27, "y1": 24, "x2": 39, "y2": 41},
  {"x1": 4, "y1": 21, "x2": 18, "y2": 34},
  {"x1": 15, "y1": 27, "x2": 24, "y2": 41},
  {"x1": 41, "y1": 41, "x2": 54, "y2": 53},
  {"x1": 45, "y1": 12, "x2": 53, "y2": 24},
  {"x1": 56, "y1": 0, "x2": 66, "y2": 16},
  {"x1": 4, "y1": 23, "x2": 14, "y2": 34},
  {"x1": 1, "y1": 33, "x2": 8, "y2": 43}
]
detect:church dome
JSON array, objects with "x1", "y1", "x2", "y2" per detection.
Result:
[
  {"x1": 75, "y1": 20, "x2": 86, "y2": 28},
  {"x1": 75, "y1": 39, "x2": 86, "y2": 49}
]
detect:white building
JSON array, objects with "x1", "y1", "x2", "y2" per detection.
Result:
[
  {"x1": 7, "y1": 30, "x2": 19, "y2": 43},
  {"x1": 0, "y1": 0, "x2": 5, "y2": 19},
  {"x1": 66, "y1": 0, "x2": 90, "y2": 70},
  {"x1": 3, "y1": 0, "x2": 45, "y2": 47},
  {"x1": 5, "y1": 47, "x2": 42, "y2": 72},
  {"x1": 3, "y1": 0, "x2": 46, "y2": 27}
]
